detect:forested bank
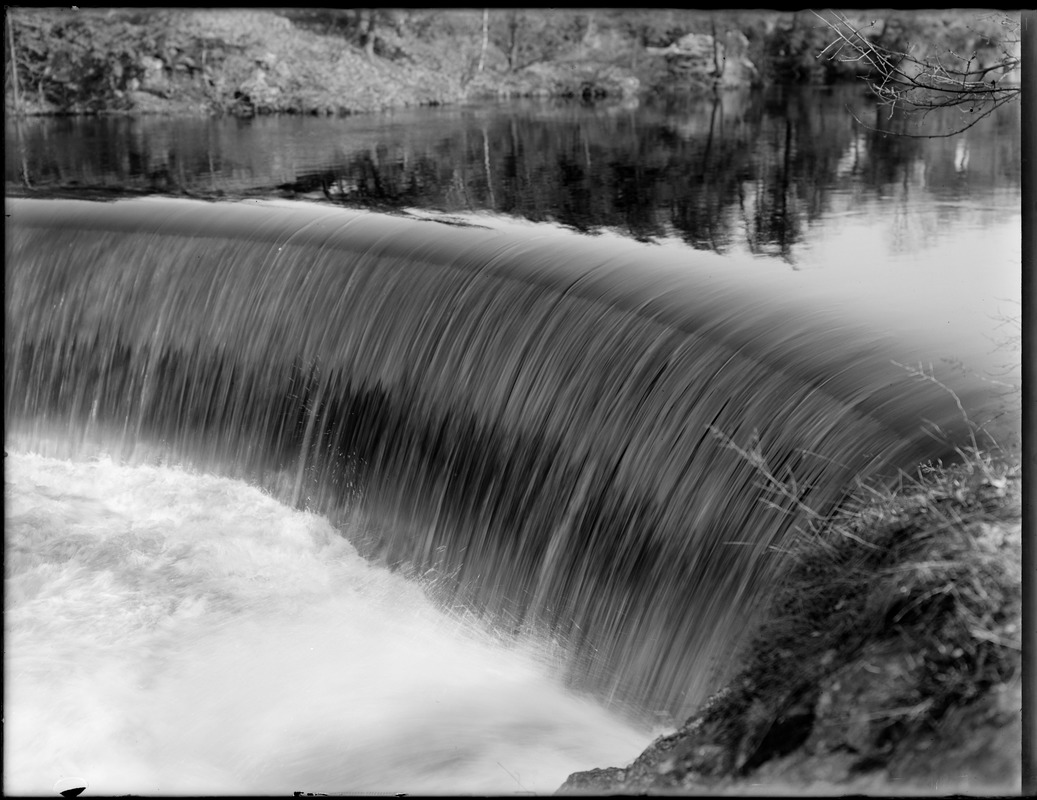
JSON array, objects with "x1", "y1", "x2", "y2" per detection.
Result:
[{"x1": 3, "y1": 8, "x2": 1020, "y2": 117}]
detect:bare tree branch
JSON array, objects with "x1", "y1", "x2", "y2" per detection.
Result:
[{"x1": 813, "y1": 10, "x2": 1020, "y2": 138}]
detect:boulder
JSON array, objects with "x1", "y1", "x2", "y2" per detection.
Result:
[{"x1": 138, "y1": 55, "x2": 168, "y2": 95}]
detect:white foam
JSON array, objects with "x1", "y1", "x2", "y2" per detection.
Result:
[{"x1": 4, "y1": 451, "x2": 649, "y2": 795}]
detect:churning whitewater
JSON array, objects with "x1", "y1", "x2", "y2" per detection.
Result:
[{"x1": 4, "y1": 451, "x2": 649, "y2": 796}]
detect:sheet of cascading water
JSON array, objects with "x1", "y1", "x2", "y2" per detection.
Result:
[
  {"x1": 4, "y1": 451, "x2": 649, "y2": 796},
  {"x1": 4, "y1": 195, "x2": 1016, "y2": 797}
]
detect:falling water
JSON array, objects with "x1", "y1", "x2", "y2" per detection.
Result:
[
  {"x1": 4, "y1": 196, "x2": 1009, "y2": 794},
  {"x1": 5, "y1": 451, "x2": 649, "y2": 795}
]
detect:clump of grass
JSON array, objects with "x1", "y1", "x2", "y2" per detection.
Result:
[{"x1": 692, "y1": 441, "x2": 1021, "y2": 777}]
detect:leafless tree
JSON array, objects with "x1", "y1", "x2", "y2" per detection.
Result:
[{"x1": 814, "y1": 10, "x2": 1021, "y2": 138}]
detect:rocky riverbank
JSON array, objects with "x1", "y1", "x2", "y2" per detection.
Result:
[
  {"x1": 5, "y1": 10, "x2": 463, "y2": 117},
  {"x1": 560, "y1": 449, "x2": 1023, "y2": 795},
  {"x1": 4, "y1": 9, "x2": 1019, "y2": 117}
]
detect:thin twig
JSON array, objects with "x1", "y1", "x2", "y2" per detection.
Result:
[{"x1": 812, "y1": 9, "x2": 1020, "y2": 137}]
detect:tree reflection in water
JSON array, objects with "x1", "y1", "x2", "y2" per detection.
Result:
[{"x1": 4, "y1": 84, "x2": 1020, "y2": 264}]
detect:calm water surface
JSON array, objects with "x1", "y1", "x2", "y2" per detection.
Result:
[{"x1": 6, "y1": 87, "x2": 1020, "y2": 248}]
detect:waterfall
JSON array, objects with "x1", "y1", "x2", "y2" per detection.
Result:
[{"x1": 5, "y1": 196, "x2": 996, "y2": 721}]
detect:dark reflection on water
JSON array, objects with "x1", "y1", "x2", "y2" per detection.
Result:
[{"x1": 5, "y1": 85, "x2": 1021, "y2": 261}]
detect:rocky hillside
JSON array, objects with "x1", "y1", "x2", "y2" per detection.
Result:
[
  {"x1": 560, "y1": 449, "x2": 1023, "y2": 795},
  {"x1": 5, "y1": 8, "x2": 1020, "y2": 116},
  {"x1": 4, "y1": 10, "x2": 464, "y2": 116}
]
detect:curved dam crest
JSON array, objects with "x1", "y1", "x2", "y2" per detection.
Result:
[{"x1": 4, "y1": 196, "x2": 1005, "y2": 720}]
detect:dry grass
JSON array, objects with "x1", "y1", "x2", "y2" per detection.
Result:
[{"x1": 697, "y1": 442, "x2": 1022, "y2": 776}]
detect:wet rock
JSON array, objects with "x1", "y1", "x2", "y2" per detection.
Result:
[{"x1": 557, "y1": 766, "x2": 628, "y2": 794}]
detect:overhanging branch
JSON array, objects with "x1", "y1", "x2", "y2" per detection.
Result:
[{"x1": 814, "y1": 10, "x2": 1021, "y2": 137}]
